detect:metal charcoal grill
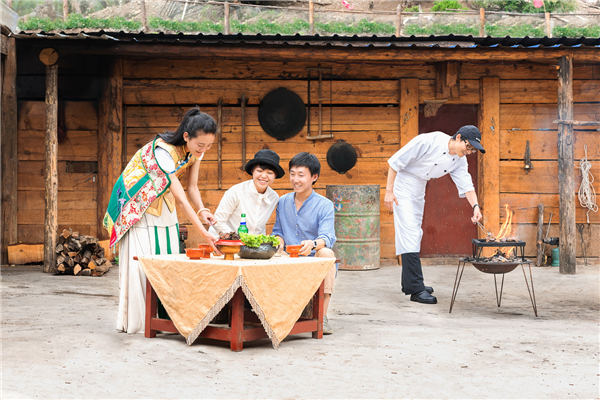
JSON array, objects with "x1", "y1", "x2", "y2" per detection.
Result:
[{"x1": 449, "y1": 238, "x2": 538, "y2": 316}]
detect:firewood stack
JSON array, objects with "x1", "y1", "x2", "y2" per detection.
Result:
[{"x1": 55, "y1": 229, "x2": 111, "y2": 276}]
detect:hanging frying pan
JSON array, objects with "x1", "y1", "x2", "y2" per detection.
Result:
[
  {"x1": 327, "y1": 140, "x2": 357, "y2": 174},
  {"x1": 258, "y1": 87, "x2": 306, "y2": 141}
]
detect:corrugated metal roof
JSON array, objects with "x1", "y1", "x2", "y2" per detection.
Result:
[{"x1": 13, "y1": 30, "x2": 600, "y2": 49}]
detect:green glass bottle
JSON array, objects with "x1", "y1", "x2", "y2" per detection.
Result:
[{"x1": 238, "y1": 213, "x2": 248, "y2": 235}]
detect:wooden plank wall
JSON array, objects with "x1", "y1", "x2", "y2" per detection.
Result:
[
  {"x1": 14, "y1": 52, "x2": 599, "y2": 260},
  {"x1": 17, "y1": 101, "x2": 98, "y2": 243}
]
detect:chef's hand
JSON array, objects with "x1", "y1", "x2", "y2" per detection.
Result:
[
  {"x1": 299, "y1": 240, "x2": 314, "y2": 256},
  {"x1": 384, "y1": 190, "x2": 399, "y2": 212},
  {"x1": 199, "y1": 209, "x2": 217, "y2": 226},
  {"x1": 471, "y1": 206, "x2": 482, "y2": 224}
]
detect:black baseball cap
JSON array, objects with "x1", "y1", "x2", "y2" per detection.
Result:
[{"x1": 457, "y1": 125, "x2": 485, "y2": 154}]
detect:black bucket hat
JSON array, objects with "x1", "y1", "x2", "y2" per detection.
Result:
[
  {"x1": 457, "y1": 125, "x2": 485, "y2": 153},
  {"x1": 244, "y1": 149, "x2": 285, "y2": 179}
]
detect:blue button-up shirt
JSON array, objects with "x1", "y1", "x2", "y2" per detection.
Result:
[{"x1": 272, "y1": 191, "x2": 336, "y2": 249}]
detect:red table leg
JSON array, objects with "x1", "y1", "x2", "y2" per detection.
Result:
[
  {"x1": 312, "y1": 281, "x2": 324, "y2": 339},
  {"x1": 144, "y1": 278, "x2": 157, "y2": 338},
  {"x1": 229, "y1": 288, "x2": 244, "y2": 351}
]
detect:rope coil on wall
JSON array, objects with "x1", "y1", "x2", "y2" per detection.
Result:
[{"x1": 578, "y1": 144, "x2": 598, "y2": 224}]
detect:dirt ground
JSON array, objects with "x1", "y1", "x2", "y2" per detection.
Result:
[{"x1": 1, "y1": 261, "x2": 599, "y2": 399}]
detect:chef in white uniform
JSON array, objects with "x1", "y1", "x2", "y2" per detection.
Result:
[{"x1": 384, "y1": 125, "x2": 485, "y2": 304}]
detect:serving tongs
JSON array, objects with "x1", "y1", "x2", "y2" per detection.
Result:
[{"x1": 476, "y1": 221, "x2": 496, "y2": 241}]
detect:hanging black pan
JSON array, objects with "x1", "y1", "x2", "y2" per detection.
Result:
[
  {"x1": 327, "y1": 140, "x2": 358, "y2": 174},
  {"x1": 258, "y1": 87, "x2": 306, "y2": 141}
]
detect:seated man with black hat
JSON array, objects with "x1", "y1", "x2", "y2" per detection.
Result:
[{"x1": 209, "y1": 149, "x2": 285, "y2": 237}]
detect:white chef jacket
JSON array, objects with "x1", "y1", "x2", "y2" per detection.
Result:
[
  {"x1": 209, "y1": 179, "x2": 279, "y2": 237},
  {"x1": 387, "y1": 131, "x2": 475, "y2": 254}
]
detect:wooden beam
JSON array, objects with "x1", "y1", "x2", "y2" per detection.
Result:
[
  {"x1": 97, "y1": 58, "x2": 123, "y2": 240},
  {"x1": 1, "y1": 35, "x2": 18, "y2": 264},
  {"x1": 40, "y1": 48, "x2": 59, "y2": 273},
  {"x1": 399, "y1": 78, "x2": 418, "y2": 147},
  {"x1": 478, "y1": 77, "x2": 500, "y2": 236},
  {"x1": 557, "y1": 55, "x2": 576, "y2": 274},
  {"x1": 52, "y1": 44, "x2": 600, "y2": 63}
]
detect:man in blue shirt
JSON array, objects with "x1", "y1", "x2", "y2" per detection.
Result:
[{"x1": 272, "y1": 152, "x2": 337, "y2": 334}]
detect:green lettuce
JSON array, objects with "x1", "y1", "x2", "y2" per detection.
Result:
[{"x1": 240, "y1": 233, "x2": 280, "y2": 248}]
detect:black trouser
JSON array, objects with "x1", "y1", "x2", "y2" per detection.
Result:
[{"x1": 401, "y1": 252, "x2": 426, "y2": 295}]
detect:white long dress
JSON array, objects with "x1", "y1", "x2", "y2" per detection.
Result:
[
  {"x1": 388, "y1": 131, "x2": 475, "y2": 255},
  {"x1": 116, "y1": 148, "x2": 183, "y2": 334}
]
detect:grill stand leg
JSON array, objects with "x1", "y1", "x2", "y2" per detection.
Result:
[
  {"x1": 493, "y1": 273, "x2": 505, "y2": 308},
  {"x1": 449, "y1": 260, "x2": 466, "y2": 313},
  {"x1": 521, "y1": 263, "x2": 538, "y2": 317}
]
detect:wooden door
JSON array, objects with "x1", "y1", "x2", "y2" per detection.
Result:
[{"x1": 419, "y1": 104, "x2": 478, "y2": 256}]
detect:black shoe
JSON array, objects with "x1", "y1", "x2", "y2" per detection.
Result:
[
  {"x1": 410, "y1": 290, "x2": 437, "y2": 304},
  {"x1": 425, "y1": 286, "x2": 434, "y2": 294}
]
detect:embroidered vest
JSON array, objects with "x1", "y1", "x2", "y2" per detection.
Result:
[{"x1": 102, "y1": 138, "x2": 195, "y2": 247}]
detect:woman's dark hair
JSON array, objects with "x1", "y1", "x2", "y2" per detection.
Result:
[
  {"x1": 289, "y1": 152, "x2": 320, "y2": 185},
  {"x1": 158, "y1": 107, "x2": 217, "y2": 146},
  {"x1": 252, "y1": 163, "x2": 276, "y2": 175}
]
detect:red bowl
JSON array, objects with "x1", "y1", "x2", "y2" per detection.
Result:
[
  {"x1": 216, "y1": 239, "x2": 244, "y2": 246},
  {"x1": 186, "y1": 248, "x2": 209, "y2": 259},
  {"x1": 286, "y1": 245, "x2": 302, "y2": 257}
]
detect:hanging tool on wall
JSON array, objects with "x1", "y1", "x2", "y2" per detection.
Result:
[
  {"x1": 217, "y1": 97, "x2": 223, "y2": 189},
  {"x1": 306, "y1": 66, "x2": 333, "y2": 140},
  {"x1": 240, "y1": 94, "x2": 247, "y2": 170}
]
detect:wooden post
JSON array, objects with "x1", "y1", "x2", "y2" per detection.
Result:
[
  {"x1": 97, "y1": 58, "x2": 123, "y2": 240},
  {"x1": 395, "y1": 5, "x2": 403, "y2": 37},
  {"x1": 479, "y1": 8, "x2": 485, "y2": 37},
  {"x1": 1, "y1": 33, "x2": 18, "y2": 264},
  {"x1": 478, "y1": 77, "x2": 500, "y2": 237},
  {"x1": 63, "y1": 0, "x2": 69, "y2": 21},
  {"x1": 399, "y1": 78, "x2": 419, "y2": 147},
  {"x1": 557, "y1": 55, "x2": 576, "y2": 274},
  {"x1": 545, "y1": 12, "x2": 552, "y2": 38},
  {"x1": 536, "y1": 204, "x2": 545, "y2": 266},
  {"x1": 309, "y1": 0, "x2": 314, "y2": 35},
  {"x1": 224, "y1": 2, "x2": 230, "y2": 35},
  {"x1": 140, "y1": 0, "x2": 148, "y2": 31},
  {"x1": 39, "y1": 48, "x2": 59, "y2": 274}
]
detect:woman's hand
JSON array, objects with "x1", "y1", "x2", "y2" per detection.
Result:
[
  {"x1": 199, "y1": 209, "x2": 217, "y2": 226},
  {"x1": 201, "y1": 230, "x2": 221, "y2": 255},
  {"x1": 384, "y1": 190, "x2": 398, "y2": 212},
  {"x1": 299, "y1": 240, "x2": 314, "y2": 256}
]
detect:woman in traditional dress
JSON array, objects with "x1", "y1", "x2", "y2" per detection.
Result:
[
  {"x1": 103, "y1": 108, "x2": 219, "y2": 334},
  {"x1": 208, "y1": 149, "x2": 284, "y2": 237}
]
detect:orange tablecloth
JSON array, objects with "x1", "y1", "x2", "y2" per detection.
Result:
[{"x1": 138, "y1": 254, "x2": 335, "y2": 348}]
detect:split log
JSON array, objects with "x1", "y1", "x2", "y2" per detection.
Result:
[{"x1": 54, "y1": 233, "x2": 112, "y2": 276}]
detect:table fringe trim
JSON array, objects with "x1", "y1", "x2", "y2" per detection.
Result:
[
  {"x1": 186, "y1": 275, "x2": 242, "y2": 345},
  {"x1": 240, "y1": 283, "x2": 280, "y2": 349}
]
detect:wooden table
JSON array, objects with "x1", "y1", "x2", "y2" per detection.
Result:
[{"x1": 141, "y1": 256, "x2": 327, "y2": 351}]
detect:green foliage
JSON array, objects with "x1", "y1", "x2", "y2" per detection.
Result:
[
  {"x1": 404, "y1": 22, "x2": 594, "y2": 37},
  {"x1": 316, "y1": 19, "x2": 394, "y2": 34},
  {"x1": 240, "y1": 233, "x2": 280, "y2": 248},
  {"x1": 471, "y1": 0, "x2": 575, "y2": 13},
  {"x1": 149, "y1": 17, "x2": 222, "y2": 33},
  {"x1": 404, "y1": 23, "x2": 477, "y2": 35},
  {"x1": 19, "y1": 14, "x2": 141, "y2": 31},
  {"x1": 404, "y1": 5, "x2": 421, "y2": 12},
  {"x1": 485, "y1": 23, "x2": 544, "y2": 36},
  {"x1": 431, "y1": 0, "x2": 467, "y2": 12},
  {"x1": 553, "y1": 25, "x2": 600, "y2": 37},
  {"x1": 231, "y1": 18, "x2": 309, "y2": 34}
]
